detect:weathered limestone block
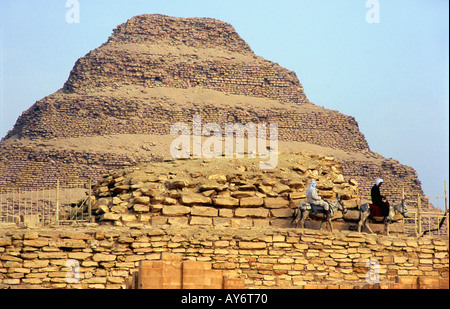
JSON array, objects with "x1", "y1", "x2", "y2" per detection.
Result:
[
  {"x1": 239, "y1": 196, "x2": 264, "y2": 207},
  {"x1": 55, "y1": 239, "x2": 87, "y2": 249},
  {"x1": 333, "y1": 174, "x2": 345, "y2": 184},
  {"x1": 257, "y1": 185, "x2": 273, "y2": 195},
  {"x1": 199, "y1": 183, "x2": 228, "y2": 192},
  {"x1": 287, "y1": 180, "x2": 304, "y2": 189},
  {"x1": 235, "y1": 208, "x2": 269, "y2": 218},
  {"x1": 0, "y1": 237, "x2": 12, "y2": 247},
  {"x1": 112, "y1": 197, "x2": 123, "y2": 205},
  {"x1": 113, "y1": 185, "x2": 131, "y2": 194},
  {"x1": 23, "y1": 239, "x2": 48, "y2": 248},
  {"x1": 162, "y1": 197, "x2": 177, "y2": 205},
  {"x1": 231, "y1": 218, "x2": 253, "y2": 228},
  {"x1": 264, "y1": 197, "x2": 289, "y2": 209},
  {"x1": 162, "y1": 205, "x2": 191, "y2": 216},
  {"x1": 292, "y1": 165, "x2": 307, "y2": 173},
  {"x1": 349, "y1": 179, "x2": 358, "y2": 186},
  {"x1": 190, "y1": 217, "x2": 213, "y2": 226},
  {"x1": 319, "y1": 191, "x2": 335, "y2": 199},
  {"x1": 207, "y1": 174, "x2": 227, "y2": 183},
  {"x1": 111, "y1": 205, "x2": 128, "y2": 213},
  {"x1": 181, "y1": 193, "x2": 212, "y2": 205},
  {"x1": 133, "y1": 204, "x2": 150, "y2": 213},
  {"x1": 122, "y1": 214, "x2": 137, "y2": 222},
  {"x1": 270, "y1": 208, "x2": 294, "y2": 218},
  {"x1": 23, "y1": 260, "x2": 50, "y2": 268},
  {"x1": 93, "y1": 253, "x2": 117, "y2": 262},
  {"x1": 68, "y1": 252, "x2": 93, "y2": 260},
  {"x1": 239, "y1": 241, "x2": 267, "y2": 249},
  {"x1": 190, "y1": 206, "x2": 218, "y2": 217},
  {"x1": 316, "y1": 181, "x2": 334, "y2": 190},
  {"x1": 272, "y1": 182, "x2": 291, "y2": 194},
  {"x1": 97, "y1": 205, "x2": 110, "y2": 214},
  {"x1": 213, "y1": 196, "x2": 239, "y2": 208},
  {"x1": 133, "y1": 196, "x2": 151, "y2": 205},
  {"x1": 219, "y1": 209, "x2": 234, "y2": 218},
  {"x1": 232, "y1": 191, "x2": 255, "y2": 198},
  {"x1": 289, "y1": 192, "x2": 306, "y2": 200},
  {"x1": 101, "y1": 213, "x2": 121, "y2": 221}
]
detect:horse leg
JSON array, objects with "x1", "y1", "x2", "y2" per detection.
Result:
[
  {"x1": 293, "y1": 213, "x2": 300, "y2": 228},
  {"x1": 300, "y1": 210, "x2": 308, "y2": 229},
  {"x1": 357, "y1": 214, "x2": 365, "y2": 232},
  {"x1": 360, "y1": 212, "x2": 375, "y2": 234},
  {"x1": 328, "y1": 218, "x2": 333, "y2": 233},
  {"x1": 384, "y1": 221, "x2": 390, "y2": 236},
  {"x1": 291, "y1": 209, "x2": 300, "y2": 227},
  {"x1": 358, "y1": 212, "x2": 368, "y2": 233},
  {"x1": 365, "y1": 221, "x2": 374, "y2": 234},
  {"x1": 295, "y1": 210, "x2": 303, "y2": 228}
]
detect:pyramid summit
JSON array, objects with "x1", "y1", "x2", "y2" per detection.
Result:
[
  {"x1": 105, "y1": 14, "x2": 255, "y2": 54},
  {"x1": 61, "y1": 14, "x2": 309, "y2": 104},
  {"x1": 0, "y1": 14, "x2": 426, "y2": 218}
]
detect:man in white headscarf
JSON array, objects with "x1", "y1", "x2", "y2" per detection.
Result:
[{"x1": 306, "y1": 180, "x2": 329, "y2": 215}]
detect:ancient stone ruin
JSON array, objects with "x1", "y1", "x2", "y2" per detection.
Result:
[
  {"x1": 0, "y1": 14, "x2": 447, "y2": 290},
  {"x1": 88, "y1": 153, "x2": 365, "y2": 229},
  {"x1": 0, "y1": 14, "x2": 427, "y2": 214}
]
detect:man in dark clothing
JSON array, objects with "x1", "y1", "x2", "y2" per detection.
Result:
[{"x1": 371, "y1": 178, "x2": 390, "y2": 219}]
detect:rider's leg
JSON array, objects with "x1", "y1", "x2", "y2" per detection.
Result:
[
  {"x1": 382, "y1": 201, "x2": 390, "y2": 222},
  {"x1": 319, "y1": 200, "x2": 330, "y2": 218}
]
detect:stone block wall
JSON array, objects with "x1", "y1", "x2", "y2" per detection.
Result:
[
  {"x1": 88, "y1": 153, "x2": 361, "y2": 228},
  {"x1": 0, "y1": 225, "x2": 448, "y2": 289},
  {"x1": 4, "y1": 93, "x2": 368, "y2": 152},
  {"x1": 0, "y1": 143, "x2": 161, "y2": 187},
  {"x1": 62, "y1": 46, "x2": 307, "y2": 105},
  {"x1": 132, "y1": 256, "x2": 245, "y2": 289}
]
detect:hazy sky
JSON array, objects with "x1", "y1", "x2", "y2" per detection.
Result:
[{"x1": 0, "y1": 0, "x2": 448, "y2": 209}]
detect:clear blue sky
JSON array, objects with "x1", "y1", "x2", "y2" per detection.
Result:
[{"x1": 0, "y1": 1, "x2": 448, "y2": 209}]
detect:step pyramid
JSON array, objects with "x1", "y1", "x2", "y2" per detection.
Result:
[{"x1": 0, "y1": 14, "x2": 428, "y2": 219}]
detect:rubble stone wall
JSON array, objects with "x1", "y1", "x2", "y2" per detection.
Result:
[{"x1": 0, "y1": 225, "x2": 448, "y2": 289}]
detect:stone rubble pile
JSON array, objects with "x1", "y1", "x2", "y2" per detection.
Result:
[{"x1": 89, "y1": 153, "x2": 362, "y2": 227}]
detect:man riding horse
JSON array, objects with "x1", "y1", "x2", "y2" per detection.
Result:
[
  {"x1": 358, "y1": 178, "x2": 408, "y2": 235},
  {"x1": 371, "y1": 178, "x2": 390, "y2": 222},
  {"x1": 306, "y1": 180, "x2": 330, "y2": 217}
]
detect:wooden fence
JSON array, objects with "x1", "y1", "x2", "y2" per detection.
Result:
[
  {"x1": 0, "y1": 177, "x2": 92, "y2": 226},
  {"x1": 411, "y1": 181, "x2": 448, "y2": 238}
]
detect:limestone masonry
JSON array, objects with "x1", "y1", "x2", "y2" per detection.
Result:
[
  {"x1": 0, "y1": 225, "x2": 448, "y2": 289},
  {"x1": 0, "y1": 15, "x2": 447, "y2": 290},
  {"x1": 87, "y1": 153, "x2": 363, "y2": 228}
]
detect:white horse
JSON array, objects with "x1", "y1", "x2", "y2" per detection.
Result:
[
  {"x1": 291, "y1": 195, "x2": 347, "y2": 232},
  {"x1": 357, "y1": 198, "x2": 408, "y2": 236}
]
